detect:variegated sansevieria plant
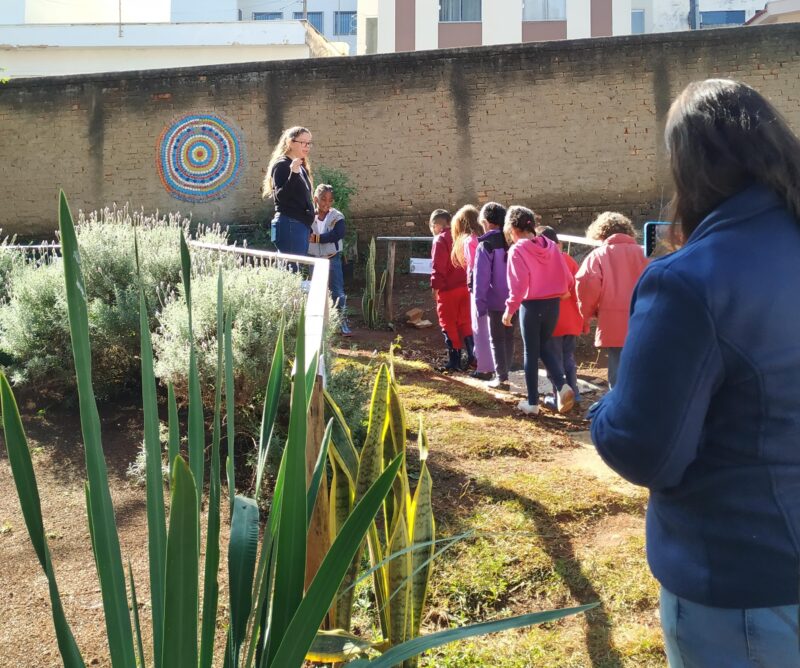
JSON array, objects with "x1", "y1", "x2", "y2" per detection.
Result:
[
  {"x1": 0, "y1": 191, "x2": 596, "y2": 668},
  {"x1": 319, "y1": 352, "x2": 598, "y2": 666}
]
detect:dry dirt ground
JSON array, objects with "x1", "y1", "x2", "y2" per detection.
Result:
[{"x1": 0, "y1": 272, "x2": 659, "y2": 667}]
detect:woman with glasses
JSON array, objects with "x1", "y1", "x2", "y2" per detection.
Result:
[
  {"x1": 589, "y1": 79, "x2": 800, "y2": 666},
  {"x1": 262, "y1": 126, "x2": 315, "y2": 257}
]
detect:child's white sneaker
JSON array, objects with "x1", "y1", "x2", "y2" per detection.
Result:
[
  {"x1": 517, "y1": 400, "x2": 539, "y2": 416},
  {"x1": 557, "y1": 385, "x2": 575, "y2": 414}
]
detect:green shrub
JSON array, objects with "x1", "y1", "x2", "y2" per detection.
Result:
[
  {"x1": 0, "y1": 206, "x2": 226, "y2": 396},
  {"x1": 153, "y1": 265, "x2": 304, "y2": 408}
]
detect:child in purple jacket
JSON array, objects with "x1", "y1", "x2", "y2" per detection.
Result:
[{"x1": 474, "y1": 202, "x2": 514, "y2": 390}]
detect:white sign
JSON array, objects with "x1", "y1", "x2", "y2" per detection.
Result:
[{"x1": 409, "y1": 258, "x2": 432, "y2": 274}]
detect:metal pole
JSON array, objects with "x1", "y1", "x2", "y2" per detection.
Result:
[{"x1": 303, "y1": 0, "x2": 308, "y2": 20}]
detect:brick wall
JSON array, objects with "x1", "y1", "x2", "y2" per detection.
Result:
[{"x1": 1, "y1": 23, "x2": 798, "y2": 242}]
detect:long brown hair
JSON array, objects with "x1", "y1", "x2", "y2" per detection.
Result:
[
  {"x1": 261, "y1": 126, "x2": 313, "y2": 199},
  {"x1": 450, "y1": 205, "x2": 482, "y2": 268},
  {"x1": 666, "y1": 79, "x2": 800, "y2": 237}
]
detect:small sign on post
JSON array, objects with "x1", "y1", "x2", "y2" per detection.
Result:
[{"x1": 409, "y1": 258, "x2": 432, "y2": 274}]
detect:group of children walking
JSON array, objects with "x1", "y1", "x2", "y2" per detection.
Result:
[{"x1": 429, "y1": 204, "x2": 648, "y2": 416}]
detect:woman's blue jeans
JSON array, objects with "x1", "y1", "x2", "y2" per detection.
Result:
[
  {"x1": 271, "y1": 213, "x2": 310, "y2": 257},
  {"x1": 660, "y1": 587, "x2": 800, "y2": 667}
]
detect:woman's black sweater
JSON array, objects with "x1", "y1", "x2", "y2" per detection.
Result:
[{"x1": 271, "y1": 156, "x2": 314, "y2": 227}]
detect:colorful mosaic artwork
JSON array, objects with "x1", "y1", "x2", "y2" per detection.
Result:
[{"x1": 157, "y1": 114, "x2": 244, "y2": 202}]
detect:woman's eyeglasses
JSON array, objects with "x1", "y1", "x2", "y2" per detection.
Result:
[{"x1": 292, "y1": 140, "x2": 313, "y2": 148}]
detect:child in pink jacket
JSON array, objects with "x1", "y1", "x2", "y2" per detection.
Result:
[
  {"x1": 502, "y1": 206, "x2": 575, "y2": 416},
  {"x1": 575, "y1": 212, "x2": 649, "y2": 389}
]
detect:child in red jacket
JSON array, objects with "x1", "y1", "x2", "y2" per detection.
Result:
[
  {"x1": 430, "y1": 209, "x2": 472, "y2": 372},
  {"x1": 537, "y1": 226, "x2": 586, "y2": 410}
]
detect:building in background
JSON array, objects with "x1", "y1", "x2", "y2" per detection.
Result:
[
  {"x1": 746, "y1": 0, "x2": 800, "y2": 23},
  {"x1": 0, "y1": 21, "x2": 345, "y2": 78},
  {"x1": 356, "y1": 0, "x2": 765, "y2": 53},
  {"x1": 0, "y1": 0, "x2": 350, "y2": 77},
  {"x1": 239, "y1": 1, "x2": 359, "y2": 56}
]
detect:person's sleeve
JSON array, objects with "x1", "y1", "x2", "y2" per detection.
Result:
[
  {"x1": 561, "y1": 254, "x2": 575, "y2": 290},
  {"x1": 318, "y1": 217, "x2": 345, "y2": 244},
  {"x1": 430, "y1": 236, "x2": 447, "y2": 290},
  {"x1": 272, "y1": 160, "x2": 292, "y2": 191},
  {"x1": 589, "y1": 264, "x2": 724, "y2": 490},
  {"x1": 474, "y1": 245, "x2": 490, "y2": 317},
  {"x1": 575, "y1": 253, "x2": 602, "y2": 321},
  {"x1": 504, "y1": 247, "x2": 526, "y2": 317}
]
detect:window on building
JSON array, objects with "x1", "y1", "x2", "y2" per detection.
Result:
[
  {"x1": 293, "y1": 11, "x2": 324, "y2": 33},
  {"x1": 699, "y1": 10, "x2": 746, "y2": 27},
  {"x1": 334, "y1": 10, "x2": 357, "y2": 35},
  {"x1": 523, "y1": 0, "x2": 566, "y2": 21},
  {"x1": 631, "y1": 9, "x2": 645, "y2": 33},
  {"x1": 253, "y1": 12, "x2": 283, "y2": 21},
  {"x1": 439, "y1": 0, "x2": 482, "y2": 22}
]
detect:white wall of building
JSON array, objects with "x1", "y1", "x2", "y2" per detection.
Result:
[
  {"x1": 483, "y1": 0, "x2": 522, "y2": 44},
  {"x1": 613, "y1": 0, "x2": 634, "y2": 33},
  {"x1": 172, "y1": 0, "x2": 238, "y2": 22},
  {"x1": 415, "y1": 0, "x2": 438, "y2": 50},
  {"x1": 24, "y1": 0, "x2": 118, "y2": 23},
  {"x1": 567, "y1": 0, "x2": 592, "y2": 37},
  {"x1": 373, "y1": 0, "x2": 396, "y2": 53},
  {"x1": 357, "y1": 0, "x2": 378, "y2": 53},
  {"x1": 0, "y1": 22, "x2": 312, "y2": 78}
]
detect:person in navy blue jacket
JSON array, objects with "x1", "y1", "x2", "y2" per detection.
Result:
[{"x1": 589, "y1": 79, "x2": 800, "y2": 666}]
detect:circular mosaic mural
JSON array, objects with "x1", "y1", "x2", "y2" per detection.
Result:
[{"x1": 157, "y1": 114, "x2": 244, "y2": 202}]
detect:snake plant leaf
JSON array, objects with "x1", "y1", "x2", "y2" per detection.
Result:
[
  {"x1": 59, "y1": 191, "x2": 136, "y2": 668},
  {"x1": 167, "y1": 383, "x2": 180, "y2": 485},
  {"x1": 0, "y1": 373, "x2": 86, "y2": 668},
  {"x1": 306, "y1": 630, "x2": 378, "y2": 663},
  {"x1": 200, "y1": 268, "x2": 225, "y2": 668},
  {"x1": 135, "y1": 236, "x2": 167, "y2": 668},
  {"x1": 269, "y1": 454, "x2": 404, "y2": 668},
  {"x1": 161, "y1": 456, "x2": 200, "y2": 668},
  {"x1": 180, "y1": 231, "x2": 205, "y2": 513},
  {"x1": 307, "y1": 419, "x2": 334, "y2": 528},
  {"x1": 324, "y1": 389, "x2": 359, "y2": 486},
  {"x1": 255, "y1": 318, "x2": 285, "y2": 502},
  {"x1": 387, "y1": 513, "x2": 411, "y2": 648},
  {"x1": 346, "y1": 604, "x2": 600, "y2": 667},
  {"x1": 228, "y1": 496, "x2": 260, "y2": 668},
  {"x1": 267, "y1": 306, "x2": 308, "y2": 665},
  {"x1": 128, "y1": 562, "x2": 146, "y2": 668},
  {"x1": 225, "y1": 308, "x2": 236, "y2": 511}
]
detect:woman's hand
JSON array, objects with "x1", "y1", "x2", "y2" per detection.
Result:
[
  {"x1": 502, "y1": 309, "x2": 513, "y2": 327},
  {"x1": 290, "y1": 158, "x2": 303, "y2": 174}
]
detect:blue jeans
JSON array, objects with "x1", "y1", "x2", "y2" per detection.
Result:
[
  {"x1": 328, "y1": 252, "x2": 346, "y2": 314},
  {"x1": 660, "y1": 587, "x2": 800, "y2": 667},
  {"x1": 271, "y1": 213, "x2": 310, "y2": 257},
  {"x1": 544, "y1": 335, "x2": 580, "y2": 400},
  {"x1": 519, "y1": 298, "x2": 564, "y2": 405},
  {"x1": 606, "y1": 347, "x2": 622, "y2": 389}
]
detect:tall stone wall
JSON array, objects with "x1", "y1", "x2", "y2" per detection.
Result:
[{"x1": 1, "y1": 23, "x2": 798, "y2": 241}]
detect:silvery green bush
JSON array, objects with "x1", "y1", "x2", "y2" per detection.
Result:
[{"x1": 0, "y1": 206, "x2": 226, "y2": 395}]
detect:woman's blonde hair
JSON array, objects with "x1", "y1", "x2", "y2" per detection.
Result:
[
  {"x1": 586, "y1": 212, "x2": 635, "y2": 242},
  {"x1": 450, "y1": 205, "x2": 482, "y2": 268},
  {"x1": 261, "y1": 126, "x2": 313, "y2": 199}
]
